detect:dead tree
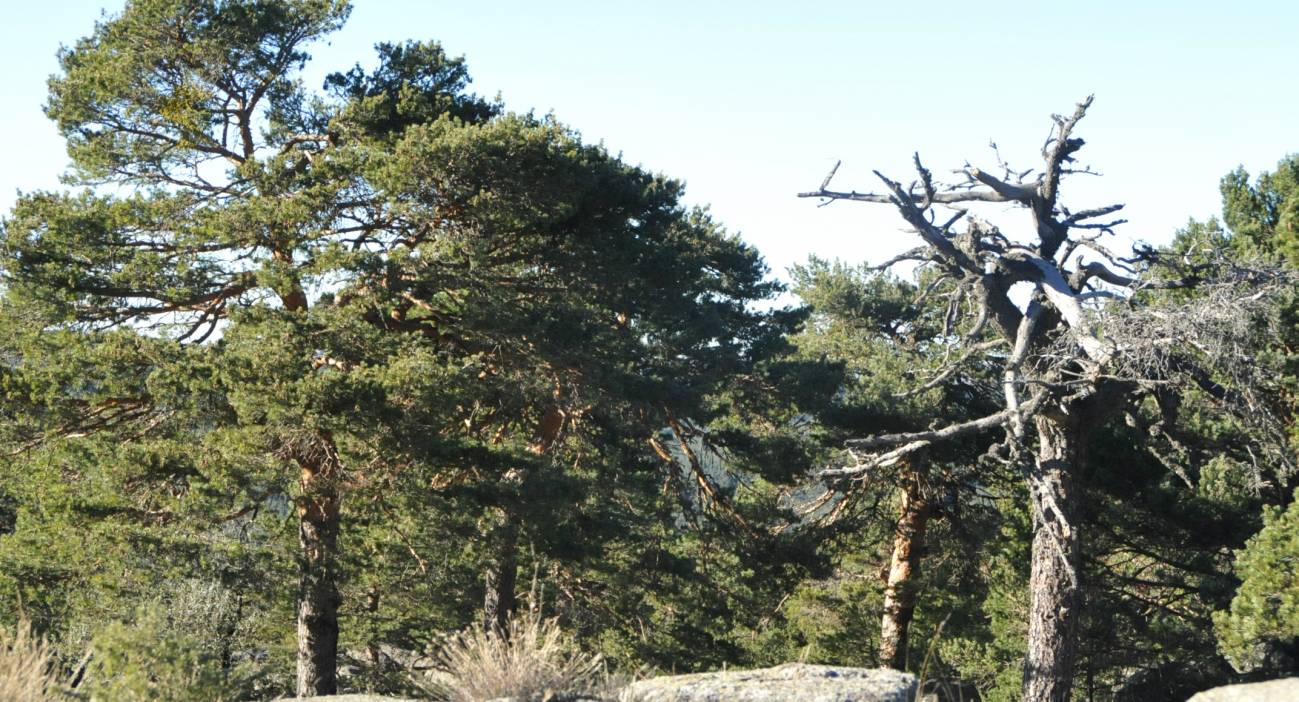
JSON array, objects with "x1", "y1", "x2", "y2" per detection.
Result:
[{"x1": 800, "y1": 96, "x2": 1291, "y2": 702}]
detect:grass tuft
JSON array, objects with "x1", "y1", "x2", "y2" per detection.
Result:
[
  {"x1": 0, "y1": 618, "x2": 59, "y2": 702},
  {"x1": 429, "y1": 610, "x2": 617, "y2": 702}
]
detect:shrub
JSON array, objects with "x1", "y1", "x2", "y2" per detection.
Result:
[
  {"x1": 1214, "y1": 490, "x2": 1299, "y2": 673},
  {"x1": 83, "y1": 607, "x2": 262, "y2": 702},
  {"x1": 0, "y1": 618, "x2": 60, "y2": 702},
  {"x1": 430, "y1": 610, "x2": 619, "y2": 701}
]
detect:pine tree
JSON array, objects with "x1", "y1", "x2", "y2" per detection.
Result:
[
  {"x1": 788, "y1": 257, "x2": 1002, "y2": 672},
  {"x1": 1, "y1": 0, "x2": 802, "y2": 693},
  {"x1": 1215, "y1": 490, "x2": 1299, "y2": 674}
]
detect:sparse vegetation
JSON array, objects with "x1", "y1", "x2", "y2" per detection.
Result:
[
  {"x1": 429, "y1": 610, "x2": 622, "y2": 702},
  {"x1": 0, "y1": 619, "x2": 59, "y2": 702}
]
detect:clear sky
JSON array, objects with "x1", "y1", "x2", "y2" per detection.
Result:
[{"x1": 2, "y1": 1, "x2": 1296, "y2": 282}]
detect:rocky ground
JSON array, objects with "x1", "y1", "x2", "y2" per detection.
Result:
[{"x1": 284, "y1": 671, "x2": 1299, "y2": 701}]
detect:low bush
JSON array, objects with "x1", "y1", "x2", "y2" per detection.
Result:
[
  {"x1": 0, "y1": 618, "x2": 60, "y2": 702},
  {"x1": 430, "y1": 610, "x2": 621, "y2": 701}
]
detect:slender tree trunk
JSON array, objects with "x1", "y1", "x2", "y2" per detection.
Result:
[
  {"x1": 481, "y1": 406, "x2": 561, "y2": 633},
  {"x1": 366, "y1": 587, "x2": 384, "y2": 672},
  {"x1": 481, "y1": 399, "x2": 560, "y2": 633},
  {"x1": 879, "y1": 458, "x2": 935, "y2": 670},
  {"x1": 296, "y1": 458, "x2": 341, "y2": 697},
  {"x1": 278, "y1": 267, "x2": 344, "y2": 698},
  {"x1": 483, "y1": 515, "x2": 519, "y2": 632},
  {"x1": 219, "y1": 591, "x2": 244, "y2": 673},
  {"x1": 1022, "y1": 414, "x2": 1088, "y2": 702}
]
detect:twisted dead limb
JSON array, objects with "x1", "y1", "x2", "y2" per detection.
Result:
[{"x1": 800, "y1": 96, "x2": 1291, "y2": 702}]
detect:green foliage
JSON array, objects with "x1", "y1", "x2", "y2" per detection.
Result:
[
  {"x1": 920, "y1": 489, "x2": 1031, "y2": 702},
  {"x1": 9, "y1": 3, "x2": 1298, "y2": 701},
  {"x1": 324, "y1": 40, "x2": 500, "y2": 137},
  {"x1": 85, "y1": 607, "x2": 263, "y2": 702},
  {"x1": 768, "y1": 254, "x2": 1014, "y2": 690},
  {"x1": 1221, "y1": 156, "x2": 1299, "y2": 263},
  {"x1": 1, "y1": 0, "x2": 812, "y2": 694},
  {"x1": 46, "y1": 0, "x2": 351, "y2": 182},
  {"x1": 1214, "y1": 490, "x2": 1299, "y2": 673}
]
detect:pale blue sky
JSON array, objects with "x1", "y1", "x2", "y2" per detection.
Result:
[{"x1": 2, "y1": 1, "x2": 1296, "y2": 280}]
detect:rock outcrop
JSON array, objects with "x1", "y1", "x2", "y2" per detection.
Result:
[
  {"x1": 1187, "y1": 678, "x2": 1299, "y2": 702},
  {"x1": 620, "y1": 663, "x2": 916, "y2": 702}
]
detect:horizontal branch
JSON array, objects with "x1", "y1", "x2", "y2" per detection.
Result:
[
  {"x1": 821, "y1": 392, "x2": 1047, "y2": 479},
  {"x1": 797, "y1": 186, "x2": 1015, "y2": 205},
  {"x1": 1064, "y1": 203, "x2": 1125, "y2": 225},
  {"x1": 966, "y1": 167, "x2": 1036, "y2": 202},
  {"x1": 844, "y1": 392, "x2": 1045, "y2": 451}
]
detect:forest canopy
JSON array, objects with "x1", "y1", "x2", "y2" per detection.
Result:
[{"x1": 0, "y1": 2, "x2": 1296, "y2": 702}]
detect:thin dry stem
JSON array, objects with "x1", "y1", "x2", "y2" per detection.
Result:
[
  {"x1": 429, "y1": 610, "x2": 617, "y2": 702},
  {"x1": 0, "y1": 619, "x2": 60, "y2": 702}
]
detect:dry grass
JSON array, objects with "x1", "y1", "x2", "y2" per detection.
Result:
[
  {"x1": 429, "y1": 610, "x2": 617, "y2": 702},
  {"x1": 0, "y1": 619, "x2": 60, "y2": 702}
]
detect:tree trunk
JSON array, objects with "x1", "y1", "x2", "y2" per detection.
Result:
[
  {"x1": 296, "y1": 462, "x2": 341, "y2": 697},
  {"x1": 480, "y1": 408, "x2": 560, "y2": 633},
  {"x1": 879, "y1": 458, "x2": 935, "y2": 670},
  {"x1": 277, "y1": 263, "x2": 343, "y2": 698},
  {"x1": 366, "y1": 587, "x2": 384, "y2": 673},
  {"x1": 483, "y1": 515, "x2": 519, "y2": 632},
  {"x1": 1022, "y1": 414, "x2": 1087, "y2": 702}
]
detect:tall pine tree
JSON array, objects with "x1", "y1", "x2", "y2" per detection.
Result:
[{"x1": 1, "y1": 0, "x2": 800, "y2": 694}]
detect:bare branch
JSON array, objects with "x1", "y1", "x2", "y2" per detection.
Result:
[
  {"x1": 826, "y1": 392, "x2": 1047, "y2": 480},
  {"x1": 819, "y1": 160, "x2": 842, "y2": 191},
  {"x1": 873, "y1": 171, "x2": 981, "y2": 274},
  {"x1": 966, "y1": 167, "x2": 1036, "y2": 203},
  {"x1": 871, "y1": 246, "x2": 933, "y2": 271},
  {"x1": 1041, "y1": 95, "x2": 1095, "y2": 210},
  {"x1": 894, "y1": 338, "x2": 1007, "y2": 399},
  {"x1": 1064, "y1": 203, "x2": 1125, "y2": 226}
]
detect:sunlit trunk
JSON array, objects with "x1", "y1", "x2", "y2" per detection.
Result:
[{"x1": 878, "y1": 457, "x2": 935, "y2": 670}]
